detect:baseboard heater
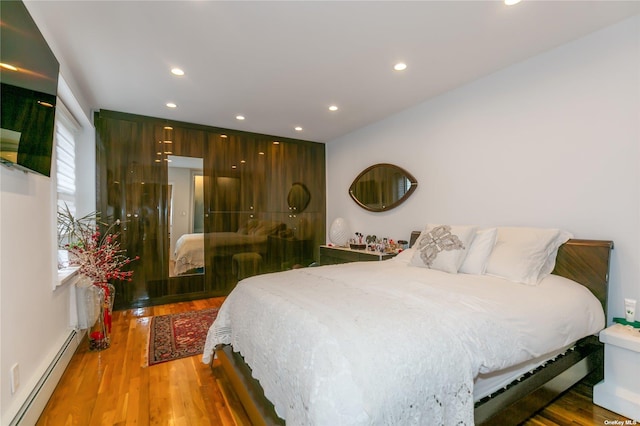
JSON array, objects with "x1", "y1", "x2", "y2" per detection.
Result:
[{"x1": 9, "y1": 330, "x2": 80, "y2": 426}]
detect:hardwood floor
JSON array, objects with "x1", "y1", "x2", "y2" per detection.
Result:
[
  {"x1": 36, "y1": 297, "x2": 247, "y2": 426},
  {"x1": 521, "y1": 377, "x2": 630, "y2": 426},
  {"x1": 38, "y1": 298, "x2": 629, "y2": 425}
]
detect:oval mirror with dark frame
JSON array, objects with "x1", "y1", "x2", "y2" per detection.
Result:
[
  {"x1": 287, "y1": 182, "x2": 311, "y2": 213},
  {"x1": 349, "y1": 163, "x2": 418, "y2": 212}
]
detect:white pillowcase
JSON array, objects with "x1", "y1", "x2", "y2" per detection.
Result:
[
  {"x1": 392, "y1": 247, "x2": 415, "y2": 264},
  {"x1": 485, "y1": 227, "x2": 573, "y2": 285},
  {"x1": 459, "y1": 228, "x2": 498, "y2": 275},
  {"x1": 536, "y1": 230, "x2": 573, "y2": 281},
  {"x1": 410, "y1": 224, "x2": 477, "y2": 273}
]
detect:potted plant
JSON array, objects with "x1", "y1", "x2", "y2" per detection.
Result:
[
  {"x1": 57, "y1": 203, "x2": 99, "y2": 268},
  {"x1": 57, "y1": 205, "x2": 139, "y2": 350}
]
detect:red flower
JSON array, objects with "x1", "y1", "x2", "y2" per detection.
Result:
[{"x1": 67, "y1": 222, "x2": 139, "y2": 284}]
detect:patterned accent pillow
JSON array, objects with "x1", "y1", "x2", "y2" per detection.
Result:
[{"x1": 410, "y1": 224, "x2": 478, "y2": 273}]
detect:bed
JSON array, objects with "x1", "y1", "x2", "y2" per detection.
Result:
[
  {"x1": 202, "y1": 225, "x2": 613, "y2": 425},
  {"x1": 173, "y1": 233, "x2": 206, "y2": 275},
  {"x1": 173, "y1": 220, "x2": 285, "y2": 275}
]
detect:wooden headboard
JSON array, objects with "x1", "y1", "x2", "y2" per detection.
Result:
[
  {"x1": 409, "y1": 232, "x2": 613, "y2": 314},
  {"x1": 553, "y1": 239, "x2": 613, "y2": 314}
]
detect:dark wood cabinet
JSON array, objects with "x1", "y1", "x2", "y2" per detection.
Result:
[
  {"x1": 267, "y1": 235, "x2": 314, "y2": 270},
  {"x1": 95, "y1": 110, "x2": 326, "y2": 309},
  {"x1": 319, "y1": 245, "x2": 397, "y2": 265}
]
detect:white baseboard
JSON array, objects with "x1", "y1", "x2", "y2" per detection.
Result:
[{"x1": 9, "y1": 330, "x2": 83, "y2": 426}]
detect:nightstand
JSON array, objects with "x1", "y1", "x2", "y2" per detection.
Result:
[
  {"x1": 593, "y1": 323, "x2": 640, "y2": 421},
  {"x1": 319, "y1": 245, "x2": 397, "y2": 265}
]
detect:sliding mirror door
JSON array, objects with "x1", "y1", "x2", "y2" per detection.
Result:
[
  {"x1": 158, "y1": 126, "x2": 207, "y2": 300},
  {"x1": 168, "y1": 155, "x2": 204, "y2": 277}
]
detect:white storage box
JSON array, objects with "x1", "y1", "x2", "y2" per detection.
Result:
[{"x1": 593, "y1": 324, "x2": 640, "y2": 421}]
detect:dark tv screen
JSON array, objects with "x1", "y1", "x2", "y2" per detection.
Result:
[{"x1": 1, "y1": 0, "x2": 59, "y2": 177}]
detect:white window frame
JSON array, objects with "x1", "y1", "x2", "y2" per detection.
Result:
[{"x1": 53, "y1": 99, "x2": 82, "y2": 285}]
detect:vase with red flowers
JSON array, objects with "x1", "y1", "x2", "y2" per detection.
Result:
[
  {"x1": 88, "y1": 282, "x2": 115, "y2": 350},
  {"x1": 58, "y1": 205, "x2": 139, "y2": 351}
]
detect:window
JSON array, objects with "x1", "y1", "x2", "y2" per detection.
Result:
[
  {"x1": 54, "y1": 100, "x2": 81, "y2": 274},
  {"x1": 55, "y1": 101, "x2": 80, "y2": 217}
]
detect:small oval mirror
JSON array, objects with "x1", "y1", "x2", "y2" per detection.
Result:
[
  {"x1": 288, "y1": 182, "x2": 311, "y2": 213},
  {"x1": 349, "y1": 163, "x2": 418, "y2": 212}
]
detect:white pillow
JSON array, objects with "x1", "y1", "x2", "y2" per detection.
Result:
[
  {"x1": 485, "y1": 227, "x2": 573, "y2": 285},
  {"x1": 459, "y1": 228, "x2": 498, "y2": 275},
  {"x1": 410, "y1": 224, "x2": 477, "y2": 273},
  {"x1": 392, "y1": 247, "x2": 415, "y2": 264},
  {"x1": 537, "y1": 230, "x2": 573, "y2": 280}
]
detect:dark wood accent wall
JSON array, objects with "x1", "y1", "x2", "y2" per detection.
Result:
[{"x1": 95, "y1": 110, "x2": 326, "y2": 310}]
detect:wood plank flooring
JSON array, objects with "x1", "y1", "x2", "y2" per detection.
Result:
[{"x1": 37, "y1": 297, "x2": 629, "y2": 425}]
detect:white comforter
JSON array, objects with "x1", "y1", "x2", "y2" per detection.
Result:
[
  {"x1": 203, "y1": 259, "x2": 604, "y2": 425},
  {"x1": 173, "y1": 233, "x2": 205, "y2": 275}
]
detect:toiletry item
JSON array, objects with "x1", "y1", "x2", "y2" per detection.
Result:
[{"x1": 625, "y1": 298, "x2": 637, "y2": 322}]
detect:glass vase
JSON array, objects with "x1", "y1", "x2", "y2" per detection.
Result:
[{"x1": 88, "y1": 283, "x2": 115, "y2": 351}]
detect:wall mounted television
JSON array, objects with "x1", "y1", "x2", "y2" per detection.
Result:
[{"x1": 1, "y1": 0, "x2": 59, "y2": 177}]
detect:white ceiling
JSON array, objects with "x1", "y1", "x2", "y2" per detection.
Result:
[{"x1": 24, "y1": 1, "x2": 640, "y2": 143}]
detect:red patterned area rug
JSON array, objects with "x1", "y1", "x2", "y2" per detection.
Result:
[{"x1": 147, "y1": 308, "x2": 218, "y2": 366}]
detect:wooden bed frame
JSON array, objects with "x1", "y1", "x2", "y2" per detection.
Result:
[{"x1": 213, "y1": 238, "x2": 613, "y2": 426}]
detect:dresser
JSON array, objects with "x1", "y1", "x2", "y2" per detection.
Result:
[{"x1": 319, "y1": 245, "x2": 397, "y2": 265}]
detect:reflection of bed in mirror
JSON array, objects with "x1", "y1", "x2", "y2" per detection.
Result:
[
  {"x1": 168, "y1": 155, "x2": 205, "y2": 276},
  {"x1": 173, "y1": 233, "x2": 206, "y2": 275},
  {"x1": 173, "y1": 220, "x2": 286, "y2": 276}
]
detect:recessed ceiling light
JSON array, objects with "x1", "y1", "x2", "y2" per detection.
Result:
[
  {"x1": 0, "y1": 63, "x2": 18, "y2": 71},
  {"x1": 504, "y1": 0, "x2": 521, "y2": 5},
  {"x1": 220, "y1": 134, "x2": 228, "y2": 138},
  {"x1": 171, "y1": 68, "x2": 185, "y2": 76},
  {"x1": 166, "y1": 102, "x2": 177, "y2": 108},
  {"x1": 394, "y1": 63, "x2": 407, "y2": 71},
  {"x1": 236, "y1": 115, "x2": 245, "y2": 120},
  {"x1": 294, "y1": 126, "x2": 303, "y2": 131},
  {"x1": 273, "y1": 141, "x2": 280, "y2": 145},
  {"x1": 329, "y1": 105, "x2": 338, "y2": 112}
]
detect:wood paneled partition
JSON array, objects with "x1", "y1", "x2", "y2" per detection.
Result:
[{"x1": 95, "y1": 110, "x2": 325, "y2": 310}]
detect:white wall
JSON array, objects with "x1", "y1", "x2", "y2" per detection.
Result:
[
  {"x1": 326, "y1": 16, "x2": 640, "y2": 323},
  {"x1": 0, "y1": 76, "x2": 95, "y2": 424}
]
